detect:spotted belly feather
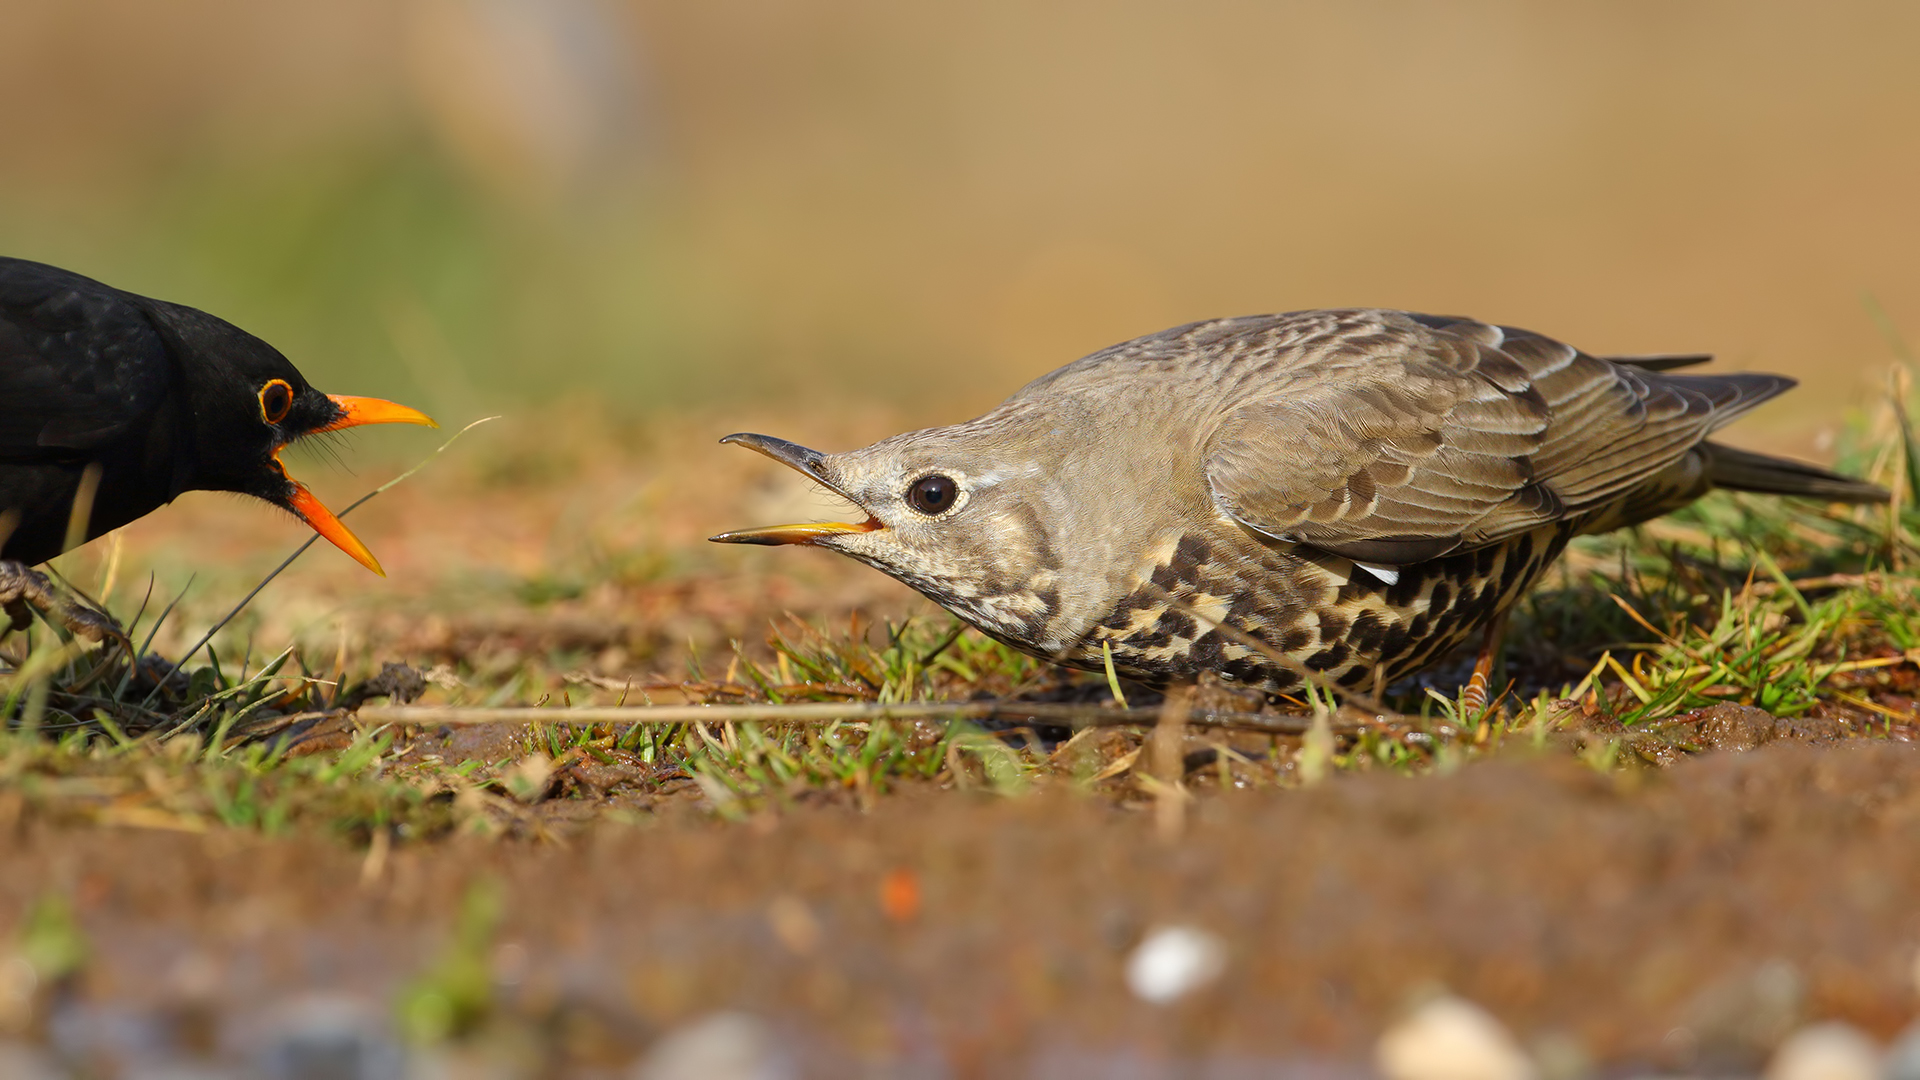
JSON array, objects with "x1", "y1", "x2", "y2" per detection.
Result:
[{"x1": 1059, "y1": 523, "x2": 1578, "y2": 696}]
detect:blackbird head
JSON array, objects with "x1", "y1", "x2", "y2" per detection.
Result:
[
  {"x1": 149, "y1": 301, "x2": 437, "y2": 575},
  {"x1": 709, "y1": 426, "x2": 1084, "y2": 642}
]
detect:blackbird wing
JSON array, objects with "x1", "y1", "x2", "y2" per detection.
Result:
[
  {"x1": 1200, "y1": 311, "x2": 1788, "y2": 566},
  {"x1": 0, "y1": 258, "x2": 173, "y2": 463}
]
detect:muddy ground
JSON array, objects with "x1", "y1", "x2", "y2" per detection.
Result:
[{"x1": 4, "y1": 740, "x2": 1920, "y2": 1076}]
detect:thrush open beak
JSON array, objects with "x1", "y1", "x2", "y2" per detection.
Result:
[
  {"x1": 275, "y1": 395, "x2": 436, "y2": 575},
  {"x1": 709, "y1": 432, "x2": 881, "y2": 546},
  {"x1": 711, "y1": 519, "x2": 881, "y2": 546},
  {"x1": 315, "y1": 395, "x2": 439, "y2": 433}
]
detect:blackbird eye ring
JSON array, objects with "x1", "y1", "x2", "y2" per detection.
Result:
[
  {"x1": 259, "y1": 379, "x2": 294, "y2": 425},
  {"x1": 907, "y1": 474, "x2": 959, "y2": 516}
]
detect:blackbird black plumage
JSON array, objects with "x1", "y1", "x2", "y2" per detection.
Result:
[{"x1": 0, "y1": 257, "x2": 435, "y2": 636}]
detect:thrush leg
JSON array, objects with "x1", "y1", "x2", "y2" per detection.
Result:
[
  {"x1": 0, "y1": 560, "x2": 123, "y2": 646},
  {"x1": 1459, "y1": 610, "x2": 1511, "y2": 716}
]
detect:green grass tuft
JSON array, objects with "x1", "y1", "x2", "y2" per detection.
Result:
[{"x1": 7, "y1": 392, "x2": 1920, "y2": 834}]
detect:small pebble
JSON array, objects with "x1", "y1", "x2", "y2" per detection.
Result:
[
  {"x1": 1124, "y1": 925, "x2": 1227, "y2": 1005},
  {"x1": 633, "y1": 1012, "x2": 792, "y2": 1080},
  {"x1": 253, "y1": 994, "x2": 404, "y2": 1080},
  {"x1": 1765, "y1": 1022, "x2": 1881, "y2": 1080},
  {"x1": 1375, "y1": 995, "x2": 1536, "y2": 1080}
]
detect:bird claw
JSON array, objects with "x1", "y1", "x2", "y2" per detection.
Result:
[
  {"x1": 0, "y1": 561, "x2": 124, "y2": 646},
  {"x1": 1459, "y1": 673, "x2": 1493, "y2": 717},
  {"x1": 1458, "y1": 611, "x2": 1510, "y2": 719}
]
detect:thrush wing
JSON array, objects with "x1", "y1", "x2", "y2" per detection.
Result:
[{"x1": 1201, "y1": 311, "x2": 1792, "y2": 567}]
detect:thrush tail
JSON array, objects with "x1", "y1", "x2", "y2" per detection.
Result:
[
  {"x1": 1705, "y1": 442, "x2": 1890, "y2": 503},
  {"x1": 1603, "y1": 352, "x2": 1714, "y2": 371}
]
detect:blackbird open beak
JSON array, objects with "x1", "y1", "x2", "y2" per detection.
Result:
[
  {"x1": 709, "y1": 432, "x2": 882, "y2": 546},
  {"x1": 285, "y1": 480, "x2": 386, "y2": 576},
  {"x1": 280, "y1": 395, "x2": 437, "y2": 575}
]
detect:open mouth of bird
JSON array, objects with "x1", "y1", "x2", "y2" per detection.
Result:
[
  {"x1": 709, "y1": 432, "x2": 883, "y2": 546},
  {"x1": 277, "y1": 395, "x2": 438, "y2": 576}
]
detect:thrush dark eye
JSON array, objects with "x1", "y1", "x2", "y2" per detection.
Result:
[
  {"x1": 259, "y1": 379, "x2": 294, "y2": 425},
  {"x1": 907, "y1": 474, "x2": 958, "y2": 515}
]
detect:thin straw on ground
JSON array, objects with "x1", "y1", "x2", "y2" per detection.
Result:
[{"x1": 353, "y1": 700, "x2": 1382, "y2": 735}]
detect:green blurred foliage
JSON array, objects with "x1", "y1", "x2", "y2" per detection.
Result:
[
  {"x1": 1, "y1": 0, "x2": 1917, "y2": 431},
  {"x1": 1, "y1": 137, "x2": 682, "y2": 419}
]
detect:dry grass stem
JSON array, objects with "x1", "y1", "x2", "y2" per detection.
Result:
[{"x1": 355, "y1": 700, "x2": 1348, "y2": 735}]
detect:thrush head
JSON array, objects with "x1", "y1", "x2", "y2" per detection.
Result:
[{"x1": 709, "y1": 425, "x2": 1075, "y2": 628}]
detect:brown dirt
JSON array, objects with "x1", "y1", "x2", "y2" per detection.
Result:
[
  {"x1": 5, "y1": 740, "x2": 1919, "y2": 1075},
  {"x1": 9, "y1": 411, "x2": 1919, "y2": 1076}
]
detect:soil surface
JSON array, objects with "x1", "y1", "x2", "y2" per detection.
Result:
[
  {"x1": 8, "y1": 419, "x2": 1918, "y2": 1077},
  {"x1": 4, "y1": 740, "x2": 1919, "y2": 1076}
]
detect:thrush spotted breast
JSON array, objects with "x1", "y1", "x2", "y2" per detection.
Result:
[
  {"x1": 0, "y1": 257, "x2": 436, "y2": 636},
  {"x1": 713, "y1": 310, "x2": 1887, "y2": 699}
]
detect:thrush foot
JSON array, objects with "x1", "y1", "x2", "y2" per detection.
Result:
[
  {"x1": 1458, "y1": 612, "x2": 1510, "y2": 716},
  {"x1": 0, "y1": 560, "x2": 123, "y2": 645}
]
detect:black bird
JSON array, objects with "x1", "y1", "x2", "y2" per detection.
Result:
[{"x1": 1, "y1": 257, "x2": 436, "y2": 635}]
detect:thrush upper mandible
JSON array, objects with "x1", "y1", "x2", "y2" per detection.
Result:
[
  {"x1": 0, "y1": 257, "x2": 437, "y2": 637},
  {"x1": 713, "y1": 310, "x2": 1886, "y2": 699}
]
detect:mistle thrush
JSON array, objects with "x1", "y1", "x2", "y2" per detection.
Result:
[{"x1": 713, "y1": 310, "x2": 1886, "y2": 701}]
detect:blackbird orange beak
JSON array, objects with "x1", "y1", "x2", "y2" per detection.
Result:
[
  {"x1": 286, "y1": 480, "x2": 386, "y2": 576},
  {"x1": 281, "y1": 395, "x2": 438, "y2": 575},
  {"x1": 709, "y1": 432, "x2": 882, "y2": 546},
  {"x1": 316, "y1": 395, "x2": 439, "y2": 434}
]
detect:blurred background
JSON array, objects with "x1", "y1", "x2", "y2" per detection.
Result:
[{"x1": 2, "y1": 0, "x2": 1916, "y2": 436}]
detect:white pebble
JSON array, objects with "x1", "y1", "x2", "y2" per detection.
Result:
[
  {"x1": 1765, "y1": 1022, "x2": 1881, "y2": 1080},
  {"x1": 633, "y1": 1012, "x2": 792, "y2": 1080},
  {"x1": 1124, "y1": 925, "x2": 1227, "y2": 1005},
  {"x1": 1375, "y1": 995, "x2": 1536, "y2": 1080}
]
